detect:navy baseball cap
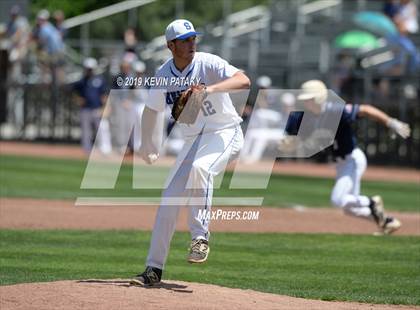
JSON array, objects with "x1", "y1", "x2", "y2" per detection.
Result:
[{"x1": 165, "y1": 19, "x2": 201, "y2": 41}]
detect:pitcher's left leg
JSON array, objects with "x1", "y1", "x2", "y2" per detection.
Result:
[{"x1": 187, "y1": 126, "x2": 243, "y2": 263}]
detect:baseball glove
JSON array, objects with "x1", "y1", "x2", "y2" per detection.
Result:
[{"x1": 172, "y1": 85, "x2": 207, "y2": 125}]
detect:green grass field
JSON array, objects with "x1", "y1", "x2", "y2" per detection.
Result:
[
  {"x1": 1, "y1": 230, "x2": 419, "y2": 305},
  {"x1": 1, "y1": 154, "x2": 419, "y2": 211},
  {"x1": 1, "y1": 154, "x2": 419, "y2": 306}
]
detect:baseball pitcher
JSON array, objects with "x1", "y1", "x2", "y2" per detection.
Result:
[{"x1": 131, "y1": 19, "x2": 250, "y2": 286}]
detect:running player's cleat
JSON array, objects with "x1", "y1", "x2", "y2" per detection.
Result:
[
  {"x1": 381, "y1": 216, "x2": 401, "y2": 235},
  {"x1": 369, "y1": 195, "x2": 385, "y2": 226}
]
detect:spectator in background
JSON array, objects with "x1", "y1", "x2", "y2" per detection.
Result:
[
  {"x1": 5, "y1": 5, "x2": 29, "y2": 130},
  {"x1": 383, "y1": 0, "x2": 419, "y2": 74},
  {"x1": 73, "y1": 58, "x2": 111, "y2": 154},
  {"x1": 33, "y1": 9, "x2": 66, "y2": 84},
  {"x1": 384, "y1": 0, "x2": 401, "y2": 19},
  {"x1": 34, "y1": 10, "x2": 64, "y2": 56},
  {"x1": 131, "y1": 60, "x2": 167, "y2": 155},
  {"x1": 131, "y1": 60, "x2": 148, "y2": 151},
  {"x1": 331, "y1": 51, "x2": 356, "y2": 102},
  {"x1": 241, "y1": 76, "x2": 296, "y2": 163},
  {"x1": 395, "y1": 0, "x2": 418, "y2": 34},
  {"x1": 241, "y1": 91, "x2": 295, "y2": 163},
  {"x1": 0, "y1": 25, "x2": 8, "y2": 126},
  {"x1": 6, "y1": 5, "x2": 29, "y2": 63},
  {"x1": 248, "y1": 76, "x2": 282, "y2": 128},
  {"x1": 110, "y1": 55, "x2": 137, "y2": 153},
  {"x1": 121, "y1": 28, "x2": 139, "y2": 83},
  {"x1": 53, "y1": 10, "x2": 67, "y2": 39},
  {"x1": 124, "y1": 27, "x2": 138, "y2": 54}
]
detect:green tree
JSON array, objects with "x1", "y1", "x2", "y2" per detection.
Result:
[{"x1": 31, "y1": 0, "x2": 269, "y2": 41}]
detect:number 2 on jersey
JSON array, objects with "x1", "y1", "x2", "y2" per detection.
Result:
[{"x1": 202, "y1": 100, "x2": 216, "y2": 116}]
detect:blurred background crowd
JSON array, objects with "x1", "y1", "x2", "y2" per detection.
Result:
[{"x1": 0, "y1": 0, "x2": 419, "y2": 167}]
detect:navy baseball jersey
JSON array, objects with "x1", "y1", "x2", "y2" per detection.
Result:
[
  {"x1": 73, "y1": 75, "x2": 107, "y2": 109},
  {"x1": 285, "y1": 102, "x2": 359, "y2": 159}
]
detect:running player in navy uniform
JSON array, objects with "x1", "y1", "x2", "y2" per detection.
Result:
[{"x1": 282, "y1": 80, "x2": 411, "y2": 235}]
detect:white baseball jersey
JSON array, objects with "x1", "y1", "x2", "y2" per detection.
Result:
[{"x1": 147, "y1": 52, "x2": 243, "y2": 137}]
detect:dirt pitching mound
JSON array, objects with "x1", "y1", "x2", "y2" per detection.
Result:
[{"x1": 1, "y1": 280, "x2": 418, "y2": 310}]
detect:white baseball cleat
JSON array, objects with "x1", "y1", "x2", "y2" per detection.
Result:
[
  {"x1": 187, "y1": 239, "x2": 210, "y2": 264},
  {"x1": 381, "y1": 217, "x2": 401, "y2": 235}
]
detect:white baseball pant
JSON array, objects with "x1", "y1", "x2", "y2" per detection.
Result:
[
  {"x1": 146, "y1": 125, "x2": 243, "y2": 269},
  {"x1": 331, "y1": 148, "x2": 373, "y2": 220}
]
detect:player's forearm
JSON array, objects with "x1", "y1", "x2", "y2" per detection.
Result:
[
  {"x1": 359, "y1": 104, "x2": 411, "y2": 139},
  {"x1": 206, "y1": 72, "x2": 250, "y2": 94},
  {"x1": 358, "y1": 105, "x2": 391, "y2": 126}
]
